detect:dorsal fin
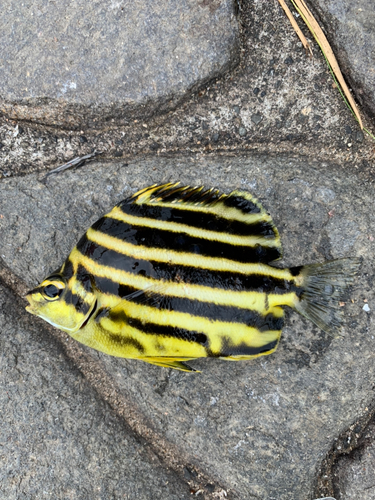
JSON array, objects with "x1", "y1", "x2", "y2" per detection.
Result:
[
  {"x1": 128, "y1": 183, "x2": 223, "y2": 206},
  {"x1": 126, "y1": 183, "x2": 282, "y2": 260},
  {"x1": 129, "y1": 183, "x2": 270, "y2": 217}
]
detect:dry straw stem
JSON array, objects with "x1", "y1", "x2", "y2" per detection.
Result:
[
  {"x1": 278, "y1": 0, "x2": 364, "y2": 130},
  {"x1": 277, "y1": 0, "x2": 312, "y2": 55}
]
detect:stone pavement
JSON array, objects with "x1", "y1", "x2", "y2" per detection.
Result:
[
  {"x1": 333, "y1": 417, "x2": 375, "y2": 499},
  {"x1": 0, "y1": 1, "x2": 375, "y2": 499},
  {"x1": 315, "y1": 0, "x2": 375, "y2": 120},
  {"x1": 0, "y1": 0, "x2": 238, "y2": 128},
  {"x1": 0, "y1": 283, "x2": 192, "y2": 500}
]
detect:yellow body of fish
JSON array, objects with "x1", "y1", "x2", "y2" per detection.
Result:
[{"x1": 26, "y1": 183, "x2": 359, "y2": 371}]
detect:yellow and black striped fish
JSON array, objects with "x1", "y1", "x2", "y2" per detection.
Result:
[{"x1": 26, "y1": 183, "x2": 359, "y2": 371}]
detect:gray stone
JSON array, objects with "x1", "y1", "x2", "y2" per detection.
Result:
[
  {"x1": 327, "y1": 218, "x2": 361, "y2": 256},
  {"x1": 251, "y1": 113, "x2": 262, "y2": 125},
  {"x1": 1, "y1": 0, "x2": 375, "y2": 495},
  {"x1": 315, "y1": 0, "x2": 375, "y2": 119},
  {"x1": 0, "y1": 0, "x2": 370, "y2": 179},
  {"x1": 0, "y1": 155, "x2": 374, "y2": 499},
  {"x1": 0, "y1": 0, "x2": 239, "y2": 128},
  {"x1": 333, "y1": 419, "x2": 375, "y2": 499},
  {"x1": 356, "y1": 130, "x2": 365, "y2": 143},
  {"x1": 0, "y1": 284, "x2": 192, "y2": 500}
]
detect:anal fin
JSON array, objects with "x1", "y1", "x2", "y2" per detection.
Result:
[{"x1": 140, "y1": 356, "x2": 199, "y2": 372}]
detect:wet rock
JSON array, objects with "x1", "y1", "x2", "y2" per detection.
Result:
[
  {"x1": 315, "y1": 0, "x2": 375, "y2": 119},
  {"x1": 0, "y1": 0, "x2": 239, "y2": 128},
  {"x1": 0, "y1": 155, "x2": 374, "y2": 499}
]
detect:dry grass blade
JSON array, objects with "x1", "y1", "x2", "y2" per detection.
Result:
[
  {"x1": 289, "y1": 0, "x2": 363, "y2": 129},
  {"x1": 276, "y1": 0, "x2": 312, "y2": 55},
  {"x1": 277, "y1": 0, "x2": 365, "y2": 130}
]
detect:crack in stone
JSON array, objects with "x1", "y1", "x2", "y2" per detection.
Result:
[{"x1": 314, "y1": 400, "x2": 375, "y2": 498}]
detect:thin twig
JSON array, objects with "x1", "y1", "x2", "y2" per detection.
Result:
[{"x1": 42, "y1": 151, "x2": 102, "y2": 181}]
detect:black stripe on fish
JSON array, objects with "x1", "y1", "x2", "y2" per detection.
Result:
[
  {"x1": 208, "y1": 338, "x2": 279, "y2": 358},
  {"x1": 79, "y1": 299, "x2": 97, "y2": 329},
  {"x1": 84, "y1": 275, "x2": 138, "y2": 301},
  {"x1": 27, "y1": 286, "x2": 43, "y2": 296},
  {"x1": 90, "y1": 217, "x2": 279, "y2": 263},
  {"x1": 61, "y1": 259, "x2": 75, "y2": 280},
  {"x1": 222, "y1": 194, "x2": 261, "y2": 214},
  {"x1": 63, "y1": 289, "x2": 91, "y2": 316},
  {"x1": 117, "y1": 203, "x2": 276, "y2": 238},
  {"x1": 106, "y1": 332, "x2": 145, "y2": 353},
  {"x1": 144, "y1": 294, "x2": 284, "y2": 332},
  {"x1": 75, "y1": 238, "x2": 291, "y2": 293},
  {"x1": 109, "y1": 312, "x2": 209, "y2": 346},
  {"x1": 80, "y1": 272, "x2": 284, "y2": 331},
  {"x1": 74, "y1": 264, "x2": 94, "y2": 293},
  {"x1": 289, "y1": 265, "x2": 303, "y2": 277}
]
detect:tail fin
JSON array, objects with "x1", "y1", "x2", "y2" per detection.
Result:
[{"x1": 292, "y1": 258, "x2": 360, "y2": 335}]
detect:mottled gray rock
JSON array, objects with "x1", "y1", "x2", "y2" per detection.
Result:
[
  {"x1": 336, "y1": 447, "x2": 375, "y2": 499},
  {"x1": 0, "y1": 0, "x2": 370, "y2": 180},
  {"x1": 333, "y1": 419, "x2": 375, "y2": 499},
  {"x1": 315, "y1": 0, "x2": 375, "y2": 119},
  {"x1": 0, "y1": 155, "x2": 374, "y2": 499},
  {"x1": 0, "y1": 0, "x2": 238, "y2": 128},
  {"x1": 0, "y1": 284, "x2": 192, "y2": 499}
]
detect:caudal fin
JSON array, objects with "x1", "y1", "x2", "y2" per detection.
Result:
[{"x1": 292, "y1": 258, "x2": 360, "y2": 335}]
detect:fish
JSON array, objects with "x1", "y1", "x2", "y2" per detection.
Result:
[{"x1": 26, "y1": 183, "x2": 360, "y2": 372}]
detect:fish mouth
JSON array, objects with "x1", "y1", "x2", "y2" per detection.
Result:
[
  {"x1": 79, "y1": 299, "x2": 98, "y2": 330},
  {"x1": 25, "y1": 295, "x2": 36, "y2": 315}
]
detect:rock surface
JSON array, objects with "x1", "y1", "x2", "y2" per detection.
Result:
[
  {"x1": 332, "y1": 417, "x2": 375, "y2": 499},
  {"x1": 0, "y1": 0, "x2": 372, "y2": 180},
  {"x1": 0, "y1": 155, "x2": 374, "y2": 499},
  {"x1": 0, "y1": 283, "x2": 192, "y2": 500},
  {"x1": 315, "y1": 0, "x2": 375, "y2": 119},
  {"x1": 0, "y1": 0, "x2": 238, "y2": 128},
  {"x1": 1, "y1": 0, "x2": 375, "y2": 498}
]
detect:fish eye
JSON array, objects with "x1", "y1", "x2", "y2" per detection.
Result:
[
  {"x1": 43, "y1": 284, "x2": 61, "y2": 299},
  {"x1": 40, "y1": 278, "x2": 65, "y2": 301}
]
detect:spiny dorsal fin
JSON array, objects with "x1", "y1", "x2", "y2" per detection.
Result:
[
  {"x1": 128, "y1": 183, "x2": 222, "y2": 206},
  {"x1": 129, "y1": 183, "x2": 266, "y2": 213},
  {"x1": 126, "y1": 183, "x2": 282, "y2": 259}
]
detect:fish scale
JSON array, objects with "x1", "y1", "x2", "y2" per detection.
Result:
[{"x1": 26, "y1": 183, "x2": 360, "y2": 372}]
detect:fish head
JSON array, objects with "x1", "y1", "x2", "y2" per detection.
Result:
[{"x1": 26, "y1": 272, "x2": 97, "y2": 333}]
